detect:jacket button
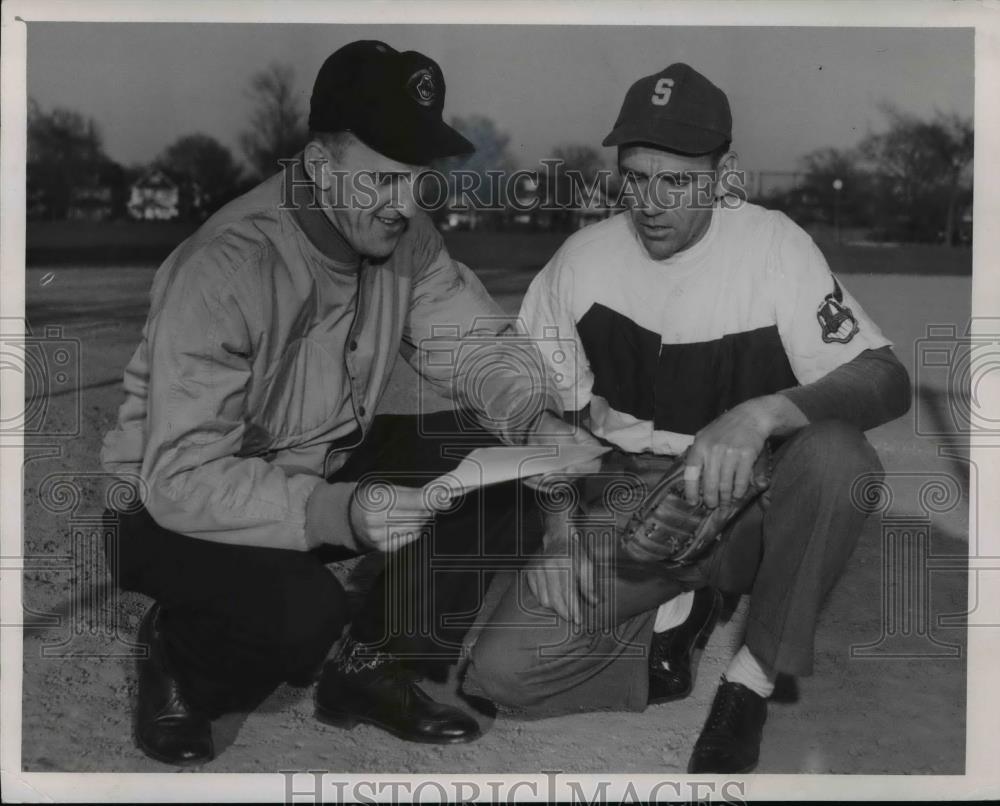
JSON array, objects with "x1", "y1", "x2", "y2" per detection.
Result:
[
  {"x1": 358, "y1": 405, "x2": 367, "y2": 418},
  {"x1": 349, "y1": 339, "x2": 358, "y2": 351}
]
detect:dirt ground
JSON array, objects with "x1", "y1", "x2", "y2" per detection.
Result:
[{"x1": 18, "y1": 263, "x2": 970, "y2": 775}]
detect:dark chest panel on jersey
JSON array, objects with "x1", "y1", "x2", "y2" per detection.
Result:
[{"x1": 576, "y1": 302, "x2": 799, "y2": 434}]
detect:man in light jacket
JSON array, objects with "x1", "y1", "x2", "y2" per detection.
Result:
[{"x1": 101, "y1": 40, "x2": 590, "y2": 765}]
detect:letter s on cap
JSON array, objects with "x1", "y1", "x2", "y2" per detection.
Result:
[{"x1": 651, "y1": 77, "x2": 674, "y2": 106}]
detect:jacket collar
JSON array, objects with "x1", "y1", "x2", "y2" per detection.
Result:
[{"x1": 284, "y1": 156, "x2": 360, "y2": 266}]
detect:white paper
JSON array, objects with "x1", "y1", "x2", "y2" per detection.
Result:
[{"x1": 428, "y1": 443, "x2": 611, "y2": 498}]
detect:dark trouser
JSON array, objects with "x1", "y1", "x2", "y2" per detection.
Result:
[
  {"x1": 463, "y1": 420, "x2": 883, "y2": 716},
  {"x1": 108, "y1": 410, "x2": 542, "y2": 717}
]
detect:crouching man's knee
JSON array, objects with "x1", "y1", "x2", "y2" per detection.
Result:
[
  {"x1": 777, "y1": 419, "x2": 883, "y2": 490},
  {"x1": 464, "y1": 632, "x2": 541, "y2": 710}
]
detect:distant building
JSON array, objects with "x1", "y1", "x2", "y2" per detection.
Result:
[
  {"x1": 503, "y1": 172, "x2": 619, "y2": 232},
  {"x1": 504, "y1": 173, "x2": 547, "y2": 230},
  {"x1": 26, "y1": 183, "x2": 51, "y2": 221},
  {"x1": 128, "y1": 169, "x2": 180, "y2": 220},
  {"x1": 28, "y1": 158, "x2": 126, "y2": 221},
  {"x1": 434, "y1": 169, "x2": 619, "y2": 233},
  {"x1": 68, "y1": 179, "x2": 117, "y2": 221},
  {"x1": 129, "y1": 168, "x2": 209, "y2": 222},
  {"x1": 439, "y1": 210, "x2": 479, "y2": 231}
]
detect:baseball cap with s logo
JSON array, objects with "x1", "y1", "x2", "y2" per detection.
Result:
[{"x1": 602, "y1": 63, "x2": 732, "y2": 155}]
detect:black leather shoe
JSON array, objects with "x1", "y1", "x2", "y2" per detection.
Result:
[
  {"x1": 315, "y1": 651, "x2": 481, "y2": 744},
  {"x1": 648, "y1": 587, "x2": 721, "y2": 704},
  {"x1": 135, "y1": 604, "x2": 215, "y2": 766},
  {"x1": 687, "y1": 679, "x2": 768, "y2": 774}
]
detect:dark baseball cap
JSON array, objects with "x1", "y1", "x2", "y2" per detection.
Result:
[
  {"x1": 309, "y1": 40, "x2": 474, "y2": 166},
  {"x1": 602, "y1": 63, "x2": 732, "y2": 155}
]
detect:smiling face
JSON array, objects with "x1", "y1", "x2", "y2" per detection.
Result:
[
  {"x1": 305, "y1": 133, "x2": 425, "y2": 260},
  {"x1": 618, "y1": 144, "x2": 727, "y2": 261}
]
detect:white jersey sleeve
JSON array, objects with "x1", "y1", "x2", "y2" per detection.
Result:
[
  {"x1": 767, "y1": 215, "x2": 891, "y2": 385},
  {"x1": 517, "y1": 247, "x2": 594, "y2": 414}
]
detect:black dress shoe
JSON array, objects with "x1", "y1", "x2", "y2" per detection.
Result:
[
  {"x1": 687, "y1": 679, "x2": 768, "y2": 774},
  {"x1": 315, "y1": 643, "x2": 481, "y2": 744},
  {"x1": 648, "y1": 587, "x2": 721, "y2": 704},
  {"x1": 135, "y1": 605, "x2": 215, "y2": 766}
]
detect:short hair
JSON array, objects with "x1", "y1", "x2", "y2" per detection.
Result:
[{"x1": 308, "y1": 130, "x2": 357, "y2": 164}]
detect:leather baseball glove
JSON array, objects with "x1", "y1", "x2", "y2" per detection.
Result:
[{"x1": 619, "y1": 446, "x2": 772, "y2": 567}]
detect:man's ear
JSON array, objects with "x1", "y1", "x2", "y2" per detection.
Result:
[
  {"x1": 714, "y1": 150, "x2": 743, "y2": 201},
  {"x1": 303, "y1": 139, "x2": 332, "y2": 191}
]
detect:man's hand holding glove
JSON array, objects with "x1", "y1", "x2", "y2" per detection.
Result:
[{"x1": 520, "y1": 395, "x2": 808, "y2": 620}]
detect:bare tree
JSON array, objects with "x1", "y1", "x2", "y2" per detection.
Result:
[
  {"x1": 239, "y1": 63, "x2": 308, "y2": 180},
  {"x1": 27, "y1": 98, "x2": 111, "y2": 219},
  {"x1": 795, "y1": 146, "x2": 870, "y2": 227},
  {"x1": 860, "y1": 104, "x2": 973, "y2": 245},
  {"x1": 551, "y1": 144, "x2": 605, "y2": 183},
  {"x1": 921, "y1": 112, "x2": 974, "y2": 246},
  {"x1": 800, "y1": 147, "x2": 861, "y2": 187}
]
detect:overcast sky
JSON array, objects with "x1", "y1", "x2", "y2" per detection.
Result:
[{"x1": 26, "y1": 23, "x2": 972, "y2": 173}]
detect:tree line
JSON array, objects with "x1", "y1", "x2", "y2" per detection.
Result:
[
  {"x1": 765, "y1": 104, "x2": 972, "y2": 246},
  {"x1": 27, "y1": 64, "x2": 972, "y2": 244},
  {"x1": 27, "y1": 63, "x2": 307, "y2": 222}
]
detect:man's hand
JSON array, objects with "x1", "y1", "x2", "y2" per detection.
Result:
[
  {"x1": 348, "y1": 481, "x2": 442, "y2": 553},
  {"x1": 525, "y1": 531, "x2": 599, "y2": 627},
  {"x1": 685, "y1": 394, "x2": 806, "y2": 509}
]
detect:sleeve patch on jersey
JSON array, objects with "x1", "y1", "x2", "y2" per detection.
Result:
[{"x1": 816, "y1": 279, "x2": 859, "y2": 344}]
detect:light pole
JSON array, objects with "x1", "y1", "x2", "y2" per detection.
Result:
[{"x1": 832, "y1": 178, "x2": 843, "y2": 244}]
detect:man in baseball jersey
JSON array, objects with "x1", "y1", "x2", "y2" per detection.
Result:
[
  {"x1": 101, "y1": 40, "x2": 590, "y2": 765},
  {"x1": 464, "y1": 63, "x2": 911, "y2": 773}
]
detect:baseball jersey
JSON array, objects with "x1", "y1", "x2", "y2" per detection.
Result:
[{"x1": 519, "y1": 202, "x2": 892, "y2": 455}]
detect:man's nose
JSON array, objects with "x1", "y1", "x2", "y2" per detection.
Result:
[
  {"x1": 638, "y1": 194, "x2": 663, "y2": 217},
  {"x1": 634, "y1": 183, "x2": 661, "y2": 217}
]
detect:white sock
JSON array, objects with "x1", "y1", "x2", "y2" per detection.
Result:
[
  {"x1": 653, "y1": 591, "x2": 694, "y2": 633},
  {"x1": 723, "y1": 644, "x2": 777, "y2": 698}
]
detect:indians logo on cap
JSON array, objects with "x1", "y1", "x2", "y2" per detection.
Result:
[
  {"x1": 407, "y1": 69, "x2": 437, "y2": 106},
  {"x1": 816, "y1": 277, "x2": 859, "y2": 344}
]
